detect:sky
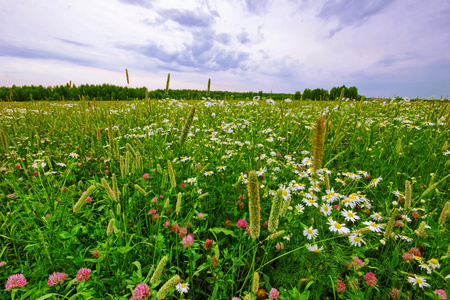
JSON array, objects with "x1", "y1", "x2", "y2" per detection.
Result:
[{"x1": 1, "y1": 0, "x2": 449, "y2": 98}]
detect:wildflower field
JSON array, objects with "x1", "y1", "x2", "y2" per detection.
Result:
[{"x1": 0, "y1": 97, "x2": 449, "y2": 299}]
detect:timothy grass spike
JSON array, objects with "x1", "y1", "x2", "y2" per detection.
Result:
[
  {"x1": 438, "y1": 201, "x2": 449, "y2": 226},
  {"x1": 247, "y1": 170, "x2": 261, "y2": 239},
  {"x1": 167, "y1": 160, "x2": 177, "y2": 189},
  {"x1": 73, "y1": 184, "x2": 97, "y2": 213},
  {"x1": 312, "y1": 115, "x2": 327, "y2": 172},
  {"x1": 176, "y1": 192, "x2": 182, "y2": 215},
  {"x1": 384, "y1": 208, "x2": 398, "y2": 240},
  {"x1": 268, "y1": 189, "x2": 283, "y2": 233},
  {"x1": 404, "y1": 180, "x2": 411, "y2": 210},
  {"x1": 150, "y1": 255, "x2": 168, "y2": 284},
  {"x1": 179, "y1": 106, "x2": 196, "y2": 146},
  {"x1": 156, "y1": 275, "x2": 180, "y2": 300},
  {"x1": 107, "y1": 218, "x2": 115, "y2": 236},
  {"x1": 134, "y1": 184, "x2": 147, "y2": 196},
  {"x1": 252, "y1": 272, "x2": 260, "y2": 294},
  {"x1": 101, "y1": 178, "x2": 116, "y2": 202}
]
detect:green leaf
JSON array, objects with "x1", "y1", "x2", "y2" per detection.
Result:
[
  {"x1": 118, "y1": 246, "x2": 133, "y2": 254},
  {"x1": 58, "y1": 231, "x2": 72, "y2": 239},
  {"x1": 209, "y1": 227, "x2": 237, "y2": 238},
  {"x1": 132, "y1": 261, "x2": 142, "y2": 277},
  {"x1": 70, "y1": 224, "x2": 83, "y2": 236},
  {"x1": 36, "y1": 294, "x2": 58, "y2": 300},
  {"x1": 428, "y1": 217, "x2": 439, "y2": 231},
  {"x1": 391, "y1": 250, "x2": 399, "y2": 268}
]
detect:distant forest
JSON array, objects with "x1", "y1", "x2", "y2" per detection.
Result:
[{"x1": 0, "y1": 83, "x2": 361, "y2": 102}]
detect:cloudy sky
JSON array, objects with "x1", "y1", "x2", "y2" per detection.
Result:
[{"x1": 1, "y1": 0, "x2": 449, "y2": 98}]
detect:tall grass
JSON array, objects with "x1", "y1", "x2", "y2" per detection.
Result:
[{"x1": 0, "y1": 98, "x2": 448, "y2": 299}]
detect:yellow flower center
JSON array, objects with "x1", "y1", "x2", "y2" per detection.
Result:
[
  {"x1": 370, "y1": 222, "x2": 377, "y2": 227},
  {"x1": 335, "y1": 223, "x2": 342, "y2": 229},
  {"x1": 416, "y1": 278, "x2": 423, "y2": 284},
  {"x1": 313, "y1": 249, "x2": 320, "y2": 253},
  {"x1": 308, "y1": 229, "x2": 313, "y2": 234},
  {"x1": 429, "y1": 258, "x2": 438, "y2": 265},
  {"x1": 324, "y1": 207, "x2": 329, "y2": 211},
  {"x1": 347, "y1": 212, "x2": 354, "y2": 217},
  {"x1": 282, "y1": 190, "x2": 288, "y2": 197},
  {"x1": 353, "y1": 236, "x2": 361, "y2": 242},
  {"x1": 181, "y1": 283, "x2": 186, "y2": 288},
  {"x1": 308, "y1": 199, "x2": 314, "y2": 203}
]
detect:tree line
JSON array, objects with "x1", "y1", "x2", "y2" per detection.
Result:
[{"x1": 0, "y1": 83, "x2": 362, "y2": 102}]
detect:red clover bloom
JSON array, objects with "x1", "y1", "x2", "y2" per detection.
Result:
[
  {"x1": 76, "y1": 268, "x2": 91, "y2": 282},
  {"x1": 237, "y1": 219, "x2": 248, "y2": 229},
  {"x1": 5, "y1": 274, "x2": 27, "y2": 290},
  {"x1": 47, "y1": 272, "x2": 68, "y2": 286}
]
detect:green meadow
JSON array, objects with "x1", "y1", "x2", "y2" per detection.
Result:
[{"x1": 0, "y1": 98, "x2": 449, "y2": 299}]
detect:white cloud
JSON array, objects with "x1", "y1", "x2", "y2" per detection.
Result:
[{"x1": 0, "y1": 0, "x2": 449, "y2": 97}]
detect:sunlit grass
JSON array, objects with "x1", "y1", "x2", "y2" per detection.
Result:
[{"x1": 0, "y1": 98, "x2": 449, "y2": 299}]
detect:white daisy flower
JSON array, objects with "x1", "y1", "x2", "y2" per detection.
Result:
[
  {"x1": 303, "y1": 226, "x2": 318, "y2": 240},
  {"x1": 69, "y1": 152, "x2": 78, "y2": 158},
  {"x1": 327, "y1": 219, "x2": 350, "y2": 235},
  {"x1": 428, "y1": 258, "x2": 440, "y2": 270},
  {"x1": 295, "y1": 204, "x2": 305, "y2": 213},
  {"x1": 342, "y1": 197, "x2": 357, "y2": 208},
  {"x1": 255, "y1": 168, "x2": 266, "y2": 177},
  {"x1": 368, "y1": 177, "x2": 382, "y2": 187},
  {"x1": 323, "y1": 188, "x2": 339, "y2": 203},
  {"x1": 407, "y1": 275, "x2": 430, "y2": 288},
  {"x1": 279, "y1": 185, "x2": 291, "y2": 201},
  {"x1": 349, "y1": 233, "x2": 366, "y2": 247},
  {"x1": 302, "y1": 198, "x2": 318, "y2": 208},
  {"x1": 306, "y1": 244, "x2": 324, "y2": 253},
  {"x1": 402, "y1": 214, "x2": 412, "y2": 223},
  {"x1": 370, "y1": 212, "x2": 383, "y2": 221},
  {"x1": 204, "y1": 171, "x2": 214, "y2": 176},
  {"x1": 418, "y1": 263, "x2": 432, "y2": 274},
  {"x1": 176, "y1": 282, "x2": 189, "y2": 294},
  {"x1": 362, "y1": 221, "x2": 384, "y2": 233},
  {"x1": 319, "y1": 203, "x2": 332, "y2": 216},
  {"x1": 335, "y1": 178, "x2": 346, "y2": 186},
  {"x1": 396, "y1": 234, "x2": 413, "y2": 242},
  {"x1": 341, "y1": 209, "x2": 360, "y2": 222},
  {"x1": 186, "y1": 177, "x2": 197, "y2": 185}
]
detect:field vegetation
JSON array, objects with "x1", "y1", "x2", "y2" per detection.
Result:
[{"x1": 0, "y1": 96, "x2": 449, "y2": 299}]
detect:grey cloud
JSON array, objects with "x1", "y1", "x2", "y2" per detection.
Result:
[
  {"x1": 245, "y1": 0, "x2": 270, "y2": 14},
  {"x1": 0, "y1": 42, "x2": 93, "y2": 66},
  {"x1": 318, "y1": 0, "x2": 395, "y2": 36},
  {"x1": 119, "y1": 30, "x2": 249, "y2": 72},
  {"x1": 216, "y1": 33, "x2": 231, "y2": 45},
  {"x1": 351, "y1": 59, "x2": 450, "y2": 98},
  {"x1": 118, "y1": 0, "x2": 152, "y2": 8},
  {"x1": 374, "y1": 52, "x2": 420, "y2": 67},
  {"x1": 56, "y1": 38, "x2": 91, "y2": 48},
  {"x1": 237, "y1": 29, "x2": 250, "y2": 44},
  {"x1": 160, "y1": 8, "x2": 215, "y2": 27}
]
